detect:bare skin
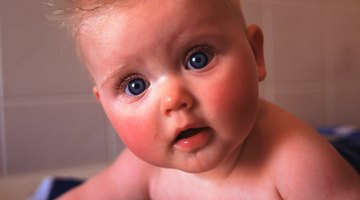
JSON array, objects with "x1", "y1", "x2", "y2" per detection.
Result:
[
  {"x1": 60, "y1": 100, "x2": 359, "y2": 199},
  {"x1": 59, "y1": 0, "x2": 360, "y2": 199}
]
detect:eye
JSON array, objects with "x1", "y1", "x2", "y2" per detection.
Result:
[
  {"x1": 123, "y1": 77, "x2": 149, "y2": 96},
  {"x1": 186, "y1": 48, "x2": 214, "y2": 70}
]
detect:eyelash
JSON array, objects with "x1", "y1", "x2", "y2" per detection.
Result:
[
  {"x1": 113, "y1": 73, "x2": 144, "y2": 95},
  {"x1": 111, "y1": 44, "x2": 216, "y2": 96},
  {"x1": 184, "y1": 44, "x2": 215, "y2": 68}
]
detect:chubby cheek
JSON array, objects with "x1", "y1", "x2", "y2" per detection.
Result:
[
  {"x1": 205, "y1": 71, "x2": 259, "y2": 140},
  {"x1": 103, "y1": 102, "x2": 158, "y2": 160}
]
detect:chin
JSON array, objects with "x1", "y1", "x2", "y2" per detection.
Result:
[
  {"x1": 180, "y1": 166, "x2": 217, "y2": 174},
  {"x1": 172, "y1": 152, "x2": 225, "y2": 174}
]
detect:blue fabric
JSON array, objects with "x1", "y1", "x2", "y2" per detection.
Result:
[
  {"x1": 318, "y1": 126, "x2": 360, "y2": 173},
  {"x1": 47, "y1": 178, "x2": 84, "y2": 200},
  {"x1": 31, "y1": 177, "x2": 84, "y2": 200}
]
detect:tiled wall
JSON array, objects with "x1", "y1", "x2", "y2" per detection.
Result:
[
  {"x1": 0, "y1": 0, "x2": 359, "y2": 176},
  {"x1": 0, "y1": 0, "x2": 5, "y2": 176},
  {"x1": 0, "y1": 0, "x2": 123, "y2": 176},
  {"x1": 242, "y1": 0, "x2": 360, "y2": 127}
]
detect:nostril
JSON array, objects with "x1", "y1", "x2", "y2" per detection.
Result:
[
  {"x1": 160, "y1": 83, "x2": 195, "y2": 115},
  {"x1": 164, "y1": 101, "x2": 188, "y2": 114},
  {"x1": 179, "y1": 102, "x2": 188, "y2": 109},
  {"x1": 162, "y1": 95, "x2": 194, "y2": 115}
]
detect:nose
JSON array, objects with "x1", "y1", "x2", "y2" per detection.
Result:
[{"x1": 159, "y1": 78, "x2": 195, "y2": 116}]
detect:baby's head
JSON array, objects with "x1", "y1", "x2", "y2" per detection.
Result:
[
  {"x1": 46, "y1": 0, "x2": 246, "y2": 38},
  {"x1": 47, "y1": 0, "x2": 266, "y2": 173}
]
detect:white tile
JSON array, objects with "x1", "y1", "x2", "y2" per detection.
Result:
[
  {"x1": 105, "y1": 121, "x2": 124, "y2": 160},
  {"x1": 259, "y1": 83, "x2": 276, "y2": 102},
  {"x1": 267, "y1": 0, "x2": 323, "y2": 6},
  {"x1": 273, "y1": 81, "x2": 327, "y2": 126},
  {"x1": 332, "y1": 91, "x2": 360, "y2": 125},
  {"x1": 275, "y1": 81, "x2": 325, "y2": 94},
  {"x1": 4, "y1": 93, "x2": 96, "y2": 107},
  {"x1": 323, "y1": 4, "x2": 360, "y2": 81},
  {"x1": 270, "y1": 4, "x2": 324, "y2": 82},
  {"x1": 1, "y1": 0, "x2": 93, "y2": 97},
  {"x1": 329, "y1": 0, "x2": 360, "y2": 8},
  {"x1": 324, "y1": 79, "x2": 360, "y2": 125},
  {"x1": 331, "y1": 80, "x2": 360, "y2": 92},
  {"x1": 0, "y1": 99, "x2": 6, "y2": 176},
  {"x1": 258, "y1": 82, "x2": 266, "y2": 97},
  {"x1": 0, "y1": 11, "x2": 3, "y2": 99},
  {"x1": 4, "y1": 102, "x2": 108, "y2": 174},
  {"x1": 0, "y1": 17, "x2": 4, "y2": 175},
  {"x1": 262, "y1": 37, "x2": 276, "y2": 85},
  {"x1": 275, "y1": 91, "x2": 327, "y2": 127},
  {"x1": 261, "y1": 3, "x2": 277, "y2": 89},
  {"x1": 242, "y1": 1, "x2": 263, "y2": 25}
]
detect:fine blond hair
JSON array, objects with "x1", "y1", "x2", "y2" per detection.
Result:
[{"x1": 43, "y1": 0, "x2": 246, "y2": 39}]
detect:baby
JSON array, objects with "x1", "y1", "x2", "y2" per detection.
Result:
[{"x1": 47, "y1": 0, "x2": 360, "y2": 199}]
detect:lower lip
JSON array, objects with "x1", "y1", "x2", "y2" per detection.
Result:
[{"x1": 174, "y1": 128, "x2": 211, "y2": 152}]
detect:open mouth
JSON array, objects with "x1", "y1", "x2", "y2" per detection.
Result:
[
  {"x1": 174, "y1": 128, "x2": 206, "y2": 143},
  {"x1": 173, "y1": 127, "x2": 211, "y2": 151}
]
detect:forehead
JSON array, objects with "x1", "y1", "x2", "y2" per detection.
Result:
[
  {"x1": 77, "y1": 0, "x2": 245, "y2": 73},
  {"x1": 78, "y1": 0, "x2": 244, "y2": 37}
]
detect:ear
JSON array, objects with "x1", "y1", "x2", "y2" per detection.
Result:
[
  {"x1": 246, "y1": 24, "x2": 266, "y2": 82},
  {"x1": 92, "y1": 86, "x2": 101, "y2": 102}
]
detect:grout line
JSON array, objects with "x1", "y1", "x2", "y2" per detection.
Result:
[
  {"x1": 105, "y1": 117, "x2": 114, "y2": 162},
  {"x1": 262, "y1": 0, "x2": 277, "y2": 102},
  {"x1": 3, "y1": 93, "x2": 96, "y2": 107},
  {"x1": 105, "y1": 119, "x2": 123, "y2": 161},
  {"x1": 0, "y1": 10, "x2": 8, "y2": 176},
  {"x1": 0, "y1": 98, "x2": 7, "y2": 177}
]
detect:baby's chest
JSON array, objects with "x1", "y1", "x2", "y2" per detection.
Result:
[{"x1": 149, "y1": 176, "x2": 281, "y2": 199}]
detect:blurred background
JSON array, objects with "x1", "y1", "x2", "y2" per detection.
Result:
[{"x1": 0, "y1": 0, "x2": 359, "y2": 179}]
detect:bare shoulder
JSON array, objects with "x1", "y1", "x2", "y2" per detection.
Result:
[
  {"x1": 58, "y1": 149, "x2": 155, "y2": 199},
  {"x1": 258, "y1": 100, "x2": 360, "y2": 200}
]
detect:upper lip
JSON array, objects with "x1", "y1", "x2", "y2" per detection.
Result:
[
  {"x1": 176, "y1": 128, "x2": 204, "y2": 140},
  {"x1": 169, "y1": 114, "x2": 209, "y2": 142},
  {"x1": 173, "y1": 124, "x2": 208, "y2": 143}
]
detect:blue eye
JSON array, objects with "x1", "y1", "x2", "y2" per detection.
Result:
[
  {"x1": 125, "y1": 78, "x2": 148, "y2": 96},
  {"x1": 187, "y1": 51, "x2": 210, "y2": 69}
]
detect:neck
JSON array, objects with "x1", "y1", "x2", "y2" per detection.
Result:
[
  {"x1": 192, "y1": 100, "x2": 268, "y2": 182},
  {"x1": 193, "y1": 143, "x2": 246, "y2": 182}
]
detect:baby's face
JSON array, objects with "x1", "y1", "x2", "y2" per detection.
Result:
[{"x1": 78, "y1": 0, "x2": 265, "y2": 172}]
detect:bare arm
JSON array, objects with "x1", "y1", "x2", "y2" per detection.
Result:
[
  {"x1": 58, "y1": 149, "x2": 153, "y2": 199},
  {"x1": 274, "y1": 129, "x2": 360, "y2": 200},
  {"x1": 256, "y1": 101, "x2": 360, "y2": 199}
]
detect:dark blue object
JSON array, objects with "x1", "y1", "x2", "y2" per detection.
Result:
[
  {"x1": 47, "y1": 178, "x2": 84, "y2": 200},
  {"x1": 318, "y1": 126, "x2": 360, "y2": 174}
]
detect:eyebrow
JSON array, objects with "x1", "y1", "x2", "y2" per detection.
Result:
[{"x1": 100, "y1": 65, "x2": 127, "y2": 89}]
